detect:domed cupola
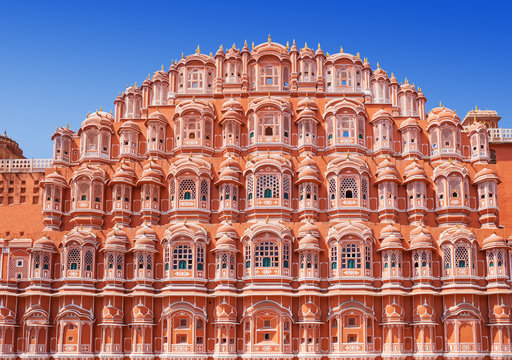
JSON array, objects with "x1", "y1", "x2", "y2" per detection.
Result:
[
  {"x1": 482, "y1": 233, "x2": 509, "y2": 287},
  {"x1": 378, "y1": 224, "x2": 405, "y2": 286},
  {"x1": 219, "y1": 97, "x2": 243, "y2": 155},
  {"x1": 397, "y1": 79, "x2": 418, "y2": 117},
  {"x1": 29, "y1": 235, "x2": 57, "y2": 283},
  {"x1": 118, "y1": 120, "x2": 141, "y2": 159},
  {"x1": 468, "y1": 120, "x2": 490, "y2": 163},
  {"x1": 399, "y1": 117, "x2": 422, "y2": 158},
  {"x1": 403, "y1": 161, "x2": 428, "y2": 225},
  {"x1": 110, "y1": 161, "x2": 136, "y2": 226},
  {"x1": 296, "y1": 219, "x2": 322, "y2": 288},
  {"x1": 137, "y1": 159, "x2": 165, "y2": 225},
  {"x1": 427, "y1": 105, "x2": 463, "y2": 160},
  {"x1": 296, "y1": 156, "x2": 322, "y2": 220},
  {"x1": 217, "y1": 156, "x2": 243, "y2": 222},
  {"x1": 78, "y1": 110, "x2": 115, "y2": 163},
  {"x1": 130, "y1": 223, "x2": 157, "y2": 286},
  {"x1": 409, "y1": 224, "x2": 435, "y2": 284},
  {"x1": 375, "y1": 158, "x2": 401, "y2": 222},
  {"x1": 101, "y1": 224, "x2": 128, "y2": 285},
  {"x1": 52, "y1": 125, "x2": 75, "y2": 164},
  {"x1": 370, "y1": 108, "x2": 394, "y2": 155},
  {"x1": 295, "y1": 98, "x2": 319, "y2": 154},
  {"x1": 41, "y1": 170, "x2": 68, "y2": 230},
  {"x1": 474, "y1": 167, "x2": 501, "y2": 228},
  {"x1": 213, "y1": 223, "x2": 239, "y2": 289},
  {"x1": 370, "y1": 64, "x2": 390, "y2": 104}
]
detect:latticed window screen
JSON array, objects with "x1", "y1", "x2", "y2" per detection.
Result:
[
  {"x1": 283, "y1": 176, "x2": 290, "y2": 199},
  {"x1": 224, "y1": 184, "x2": 231, "y2": 200},
  {"x1": 196, "y1": 246, "x2": 204, "y2": 270},
  {"x1": 330, "y1": 245, "x2": 338, "y2": 269},
  {"x1": 455, "y1": 245, "x2": 469, "y2": 268},
  {"x1": 187, "y1": 69, "x2": 203, "y2": 89},
  {"x1": 283, "y1": 243, "x2": 290, "y2": 268},
  {"x1": 200, "y1": 180, "x2": 209, "y2": 202},
  {"x1": 164, "y1": 245, "x2": 170, "y2": 271},
  {"x1": 245, "y1": 242, "x2": 251, "y2": 268},
  {"x1": 340, "y1": 177, "x2": 358, "y2": 199},
  {"x1": 84, "y1": 250, "x2": 93, "y2": 271},
  {"x1": 256, "y1": 174, "x2": 280, "y2": 199},
  {"x1": 255, "y1": 241, "x2": 279, "y2": 267},
  {"x1": 305, "y1": 183, "x2": 312, "y2": 199},
  {"x1": 341, "y1": 244, "x2": 361, "y2": 269},
  {"x1": 443, "y1": 247, "x2": 452, "y2": 269},
  {"x1": 146, "y1": 254, "x2": 153, "y2": 270},
  {"x1": 329, "y1": 177, "x2": 337, "y2": 200},
  {"x1": 173, "y1": 245, "x2": 193, "y2": 270},
  {"x1": 34, "y1": 253, "x2": 40, "y2": 269},
  {"x1": 108, "y1": 254, "x2": 114, "y2": 269},
  {"x1": 169, "y1": 180, "x2": 176, "y2": 201},
  {"x1": 361, "y1": 178, "x2": 368, "y2": 200},
  {"x1": 232, "y1": 186, "x2": 237, "y2": 201},
  {"x1": 116, "y1": 254, "x2": 123, "y2": 271},
  {"x1": 365, "y1": 246, "x2": 371, "y2": 269},
  {"x1": 43, "y1": 254, "x2": 50, "y2": 270},
  {"x1": 221, "y1": 253, "x2": 228, "y2": 269},
  {"x1": 179, "y1": 179, "x2": 196, "y2": 200},
  {"x1": 67, "y1": 248, "x2": 81, "y2": 270},
  {"x1": 247, "y1": 176, "x2": 254, "y2": 199}
]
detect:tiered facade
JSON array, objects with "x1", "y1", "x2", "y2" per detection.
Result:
[{"x1": 1, "y1": 38, "x2": 512, "y2": 360}]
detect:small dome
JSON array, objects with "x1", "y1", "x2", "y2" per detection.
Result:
[
  {"x1": 296, "y1": 107, "x2": 317, "y2": 121},
  {"x1": 111, "y1": 162, "x2": 136, "y2": 186},
  {"x1": 383, "y1": 303, "x2": 404, "y2": 321},
  {"x1": 215, "y1": 234, "x2": 236, "y2": 248},
  {"x1": 375, "y1": 158, "x2": 400, "y2": 183},
  {"x1": 138, "y1": 160, "x2": 164, "y2": 185},
  {"x1": 33, "y1": 236, "x2": 56, "y2": 251},
  {"x1": 410, "y1": 225, "x2": 435, "y2": 250},
  {"x1": 220, "y1": 156, "x2": 242, "y2": 171},
  {"x1": 371, "y1": 108, "x2": 392, "y2": 121},
  {"x1": 41, "y1": 171, "x2": 68, "y2": 188},
  {"x1": 403, "y1": 161, "x2": 428, "y2": 183},
  {"x1": 132, "y1": 302, "x2": 153, "y2": 322},
  {"x1": 299, "y1": 302, "x2": 321, "y2": 322},
  {"x1": 135, "y1": 222, "x2": 157, "y2": 238},
  {"x1": 427, "y1": 106, "x2": 460, "y2": 125},
  {"x1": 102, "y1": 302, "x2": 123, "y2": 323},
  {"x1": 474, "y1": 167, "x2": 501, "y2": 184},
  {"x1": 297, "y1": 221, "x2": 320, "y2": 238},
  {"x1": 297, "y1": 97, "x2": 318, "y2": 111},
  {"x1": 399, "y1": 117, "x2": 420, "y2": 130},
  {"x1": 415, "y1": 302, "x2": 434, "y2": 321},
  {"x1": 298, "y1": 233, "x2": 320, "y2": 250},
  {"x1": 372, "y1": 67, "x2": 388, "y2": 78},
  {"x1": 215, "y1": 303, "x2": 237, "y2": 322},
  {"x1": 222, "y1": 97, "x2": 243, "y2": 112},
  {"x1": 216, "y1": 222, "x2": 238, "y2": 239},
  {"x1": 483, "y1": 233, "x2": 507, "y2": 250},
  {"x1": 147, "y1": 110, "x2": 167, "y2": 123},
  {"x1": 379, "y1": 224, "x2": 403, "y2": 250},
  {"x1": 296, "y1": 156, "x2": 321, "y2": 184},
  {"x1": 119, "y1": 120, "x2": 141, "y2": 133}
]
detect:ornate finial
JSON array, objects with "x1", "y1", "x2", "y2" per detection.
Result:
[
  {"x1": 265, "y1": 216, "x2": 269, "y2": 224},
  {"x1": 110, "y1": 110, "x2": 113, "y2": 115},
  {"x1": 377, "y1": 62, "x2": 380, "y2": 69},
  {"x1": 285, "y1": 41, "x2": 289, "y2": 50},
  {"x1": 340, "y1": 45, "x2": 343, "y2": 53},
  {"x1": 196, "y1": 45, "x2": 200, "y2": 54},
  {"x1": 188, "y1": 152, "x2": 192, "y2": 160},
  {"x1": 293, "y1": 39, "x2": 296, "y2": 46},
  {"x1": 439, "y1": 101, "x2": 442, "y2": 107},
  {"x1": 66, "y1": 123, "x2": 69, "y2": 129},
  {"x1": 326, "y1": 52, "x2": 330, "y2": 57},
  {"x1": 475, "y1": 105, "x2": 479, "y2": 110},
  {"x1": 268, "y1": 34, "x2": 271, "y2": 43},
  {"x1": 219, "y1": 44, "x2": 223, "y2": 51},
  {"x1": 181, "y1": 52, "x2": 184, "y2": 59},
  {"x1": 244, "y1": 40, "x2": 247, "y2": 47},
  {"x1": 209, "y1": 52, "x2": 212, "y2": 57},
  {"x1": 304, "y1": 42, "x2": 308, "y2": 49},
  {"x1": 87, "y1": 111, "x2": 90, "y2": 117},
  {"x1": 356, "y1": 52, "x2": 360, "y2": 58},
  {"x1": 251, "y1": 41, "x2": 255, "y2": 50},
  {"x1": 80, "y1": 224, "x2": 83, "y2": 231},
  {"x1": 346, "y1": 150, "x2": 350, "y2": 160},
  {"x1": 99, "y1": 106, "x2": 103, "y2": 111},
  {"x1": 317, "y1": 43, "x2": 321, "y2": 49},
  {"x1": 404, "y1": 77, "x2": 408, "y2": 84},
  {"x1": 391, "y1": 72, "x2": 395, "y2": 78}
]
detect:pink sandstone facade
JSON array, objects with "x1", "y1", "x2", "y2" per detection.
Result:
[{"x1": 0, "y1": 37, "x2": 511, "y2": 360}]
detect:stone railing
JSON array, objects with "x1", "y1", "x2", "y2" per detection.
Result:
[
  {"x1": 488, "y1": 128, "x2": 512, "y2": 143},
  {"x1": 0, "y1": 158, "x2": 52, "y2": 173}
]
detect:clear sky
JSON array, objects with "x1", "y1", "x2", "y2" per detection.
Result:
[{"x1": 0, "y1": 0, "x2": 510, "y2": 158}]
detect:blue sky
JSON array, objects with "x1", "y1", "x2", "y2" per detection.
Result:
[{"x1": 0, "y1": 0, "x2": 510, "y2": 158}]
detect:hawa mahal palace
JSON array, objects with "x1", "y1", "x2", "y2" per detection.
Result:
[{"x1": 0, "y1": 36, "x2": 511, "y2": 360}]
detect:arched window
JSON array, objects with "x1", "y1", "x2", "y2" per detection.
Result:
[
  {"x1": 259, "y1": 65, "x2": 278, "y2": 86},
  {"x1": 173, "y1": 245, "x2": 193, "y2": 270},
  {"x1": 342, "y1": 244, "x2": 361, "y2": 269},
  {"x1": 255, "y1": 241, "x2": 279, "y2": 268},
  {"x1": 330, "y1": 245, "x2": 338, "y2": 270},
  {"x1": 179, "y1": 179, "x2": 196, "y2": 200},
  {"x1": 256, "y1": 175, "x2": 279, "y2": 199},
  {"x1": 340, "y1": 177, "x2": 358, "y2": 199},
  {"x1": 67, "y1": 248, "x2": 81, "y2": 271}
]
